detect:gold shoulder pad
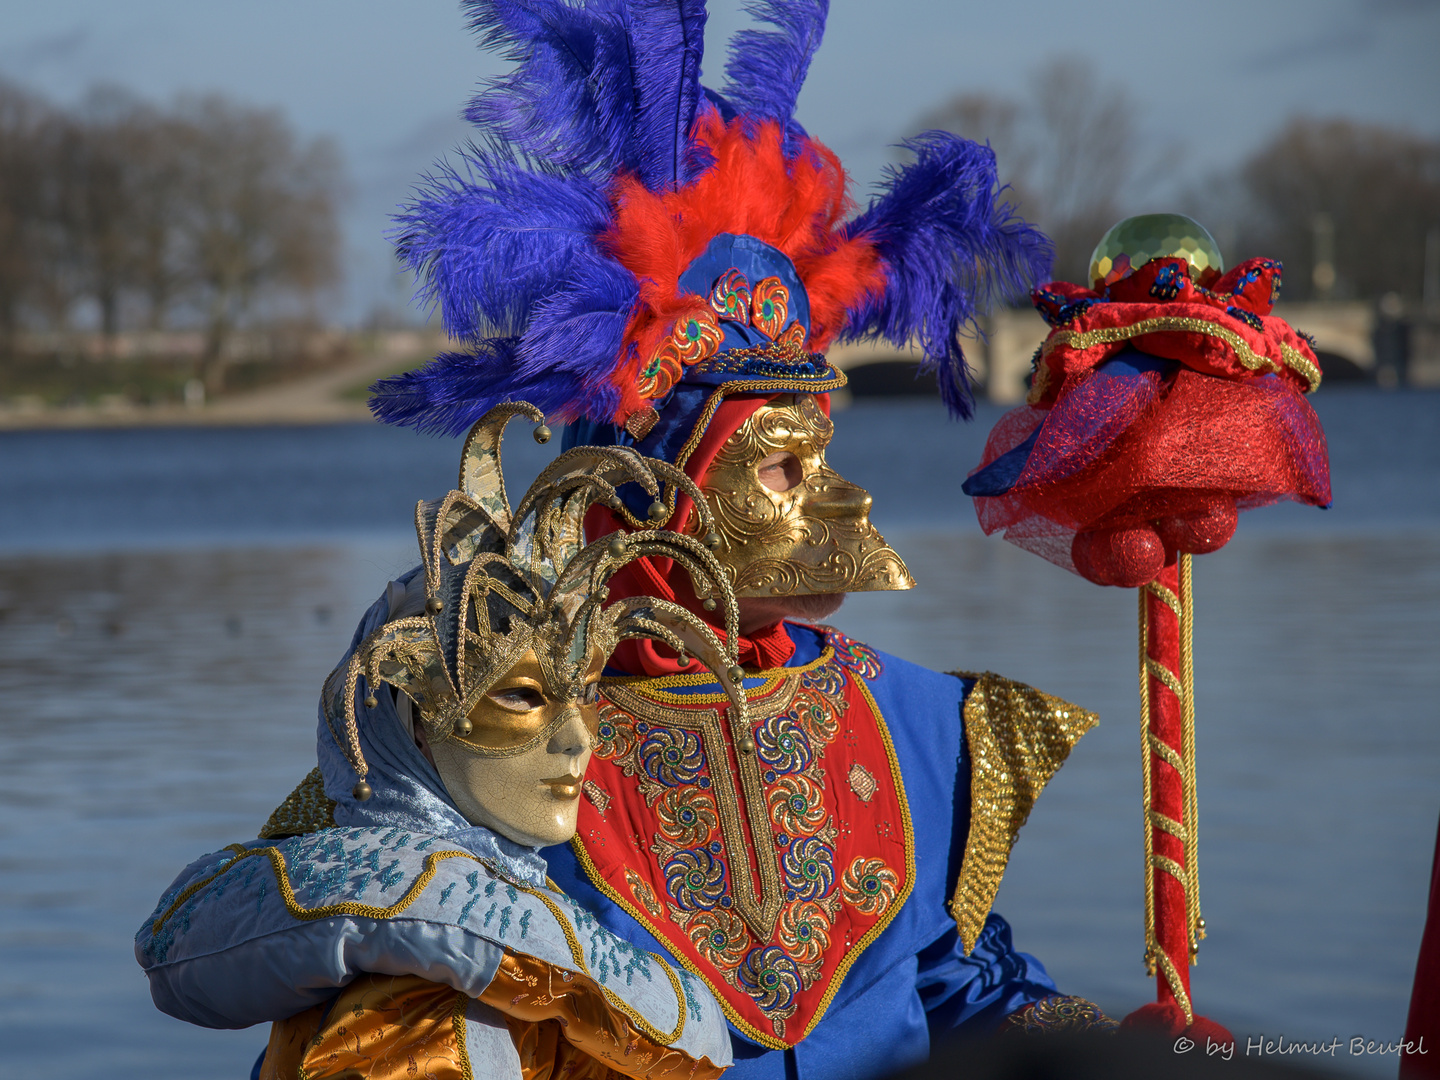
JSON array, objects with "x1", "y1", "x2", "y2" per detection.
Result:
[
  {"x1": 947, "y1": 672, "x2": 1098, "y2": 954},
  {"x1": 259, "y1": 767, "x2": 338, "y2": 840}
]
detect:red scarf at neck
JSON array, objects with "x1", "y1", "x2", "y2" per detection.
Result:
[{"x1": 585, "y1": 395, "x2": 798, "y2": 677}]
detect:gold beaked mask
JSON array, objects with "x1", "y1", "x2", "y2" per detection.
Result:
[{"x1": 692, "y1": 395, "x2": 914, "y2": 597}]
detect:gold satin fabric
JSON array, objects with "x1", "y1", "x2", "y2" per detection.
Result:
[
  {"x1": 480, "y1": 951, "x2": 726, "y2": 1079},
  {"x1": 261, "y1": 974, "x2": 467, "y2": 1079},
  {"x1": 259, "y1": 953, "x2": 725, "y2": 1080}
]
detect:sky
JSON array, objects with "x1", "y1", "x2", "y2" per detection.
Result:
[{"x1": 2, "y1": 0, "x2": 1437, "y2": 323}]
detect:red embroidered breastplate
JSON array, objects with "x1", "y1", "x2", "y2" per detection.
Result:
[{"x1": 570, "y1": 631, "x2": 914, "y2": 1049}]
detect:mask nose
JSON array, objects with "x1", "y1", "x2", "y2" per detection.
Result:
[
  {"x1": 806, "y1": 471, "x2": 872, "y2": 521},
  {"x1": 548, "y1": 706, "x2": 593, "y2": 759}
]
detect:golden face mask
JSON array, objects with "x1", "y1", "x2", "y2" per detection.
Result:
[
  {"x1": 427, "y1": 647, "x2": 605, "y2": 847},
  {"x1": 448, "y1": 648, "x2": 603, "y2": 756},
  {"x1": 694, "y1": 395, "x2": 914, "y2": 597}
]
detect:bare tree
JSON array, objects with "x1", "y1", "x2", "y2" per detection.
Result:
[
  {"x1": 169, "y1": 96, "x2": 341, "y2": 389},
  {"x1": 1237, "y1": 118, "x2": 1440, "y2": 302},
  {"x1": 54, "y1": 89, "x2": 152, "y2": 345},
  {"x1": 917, "y1": 58, "x2": 1157, "y2": 285},
  {"x1": 0, "y1": 80, "x2": 67, "y2": 344}
]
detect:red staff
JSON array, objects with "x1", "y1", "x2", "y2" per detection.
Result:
[{"x1": 964, "y1": 213, "x2": 1332, "y2": 1037}]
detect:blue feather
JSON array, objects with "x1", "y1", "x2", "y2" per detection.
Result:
[
  {"x1": 515, "y1": 251, "x2": 638, "y2": 391},
  {"x1": 463, "y1": 0, "x2": 639, "y2": 177},
  {"x1": 392, "y1": 149, "x2": 613, "y2": 341},
  {"x1": 369, "y1": 341, "x2": 524, "y2": 436},
  {"x1": 626, "y1": 0, "x2": 708, "y2": 189},
  {"x1": 721, "y1": 0, "x2": 827, "y2": 128},
  {"x1": 369, "y1": 338, "x2": 625, "y2": 437},
  {"x1": 842, "y1": 131, "x2": 1052, "y2": 418}
]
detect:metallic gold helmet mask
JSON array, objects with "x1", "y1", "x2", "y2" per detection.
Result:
[
  {"x1": 691, "y1": 394, "x2": 915, "y2": 598},
  {"x1": 335, "y1": 402, "x2": 749, "y2": 816}
]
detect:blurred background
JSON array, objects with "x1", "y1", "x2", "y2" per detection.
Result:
[{"x1": 0, "y1": 1, "x2": 1436, "y2": 1077}]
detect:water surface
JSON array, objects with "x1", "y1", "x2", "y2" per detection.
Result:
[{"x1": 0, "y1": 390, "x2": 1435, "y2": 1077}]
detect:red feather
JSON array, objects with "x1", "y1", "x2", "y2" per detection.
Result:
[{"x1": 601, "y1": 112, "x2": 885, "y2": 420}]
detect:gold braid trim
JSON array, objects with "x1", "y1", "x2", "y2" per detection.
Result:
[
  {"x1": 152, "y1": 842, "x2": 689, "y2": 1049},
  {"x1": 1145, "y1": 658, "x2": 1185, "y2": 701},
  {"x1": 1044, "y1": 316, "x2": 1323, "y2": 393},
  {"x1": 453, "y1": 987, "x2": 474, "y2": 1080},
  {"x1": 948, "y1": 672, "x2": 1098, "y2": 954},
  {"x1": 1137, "y1": 555, "x2": 1205, "y2": 1008},
  {"x1": 1149, "y1": 853, "x2": 1188, "y2": 885},
  {"x1": 1147, "y1": 809, "x2": 1187, "y2": 842},
  {"x1": 1179, "y1": 554, "x2": 1205, "y2": 957},
  {"x1": 1138, "y1": 588, "x2": 1158, "y2": 978},
  {"x1": 259, "y1": 768, "x2": 338, "y2": 840},
  {"x1": 1155, "y1": 950, "x2": 1194, "y2": 1026},
  {"x1": 1147, "y1": 732, "x2": 1185, "y2": 773},
  {"x1": 1145, "y1": 580, "x2": 1182, "y2": 619}
]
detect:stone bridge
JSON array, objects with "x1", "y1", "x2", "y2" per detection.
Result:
[{"x1": 826, "y1": 301, "x2": 1436, "y2": 403}]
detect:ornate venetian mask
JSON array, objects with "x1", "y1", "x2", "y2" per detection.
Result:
[
  {"x1": 693, "y1": 395, "x2": 915, "y2": 597},
  {"x1": 425, "y1": 647, "x2": 604, "y2": 846},
  {"x1": 341, "y1": 401, "x2": 751, "y2": 843}
]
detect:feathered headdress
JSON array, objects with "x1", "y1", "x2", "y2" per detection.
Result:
[
  {"x1": 334, "y1": 401, "x2": 746, "y2": 799},
  {"x1": 374, "y1": 0, "x2": 1050, "y2": 444}
]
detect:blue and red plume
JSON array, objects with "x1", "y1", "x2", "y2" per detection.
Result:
[{"x1": 374, "y1": 0, "x2": 1052, "y2": 438}]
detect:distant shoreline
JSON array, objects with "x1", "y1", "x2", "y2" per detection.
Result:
[{"x1": 0, "y1": 349, "x2": 398, "y2": 431}]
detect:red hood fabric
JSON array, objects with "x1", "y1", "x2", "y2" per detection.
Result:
[{"x1": 586, "y1": 392, "x2": 831, "y2": 676}]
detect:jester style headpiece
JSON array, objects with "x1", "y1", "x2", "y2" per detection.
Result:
[
  {"x1": 373, "y1": 0, "x2": 1050, "y2": 522},
  {"x1": 334, "y1": 402, "x2": 746, "y2": 798}
]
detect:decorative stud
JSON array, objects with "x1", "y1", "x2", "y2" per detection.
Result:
[
  {"x1": 363, "y1": 694, "x2": 378, "y2": 709},
  {"x1": 426, "y1": 596, "x2": 444, "y2": 615},
  {"x1": 738, "y1": 736, "x2": 756, "y2": 753},
  {"x1": 702, "y1": 598, "x2": 717, "y2": 611},
  {"x1": 727, "y1": 665, "x2": 744, "y2": 682},
  {"x1": 705, "y1": 531, "x2": 722, "y2": 550},
  {"x1": 608, "y1": 538, "x2": 626, "y2": 558},
  {"x1": 454, "y1": 716, "x2": 474, "y2": 736},
  {"x1": 648, "y1": 499, "x2": 667, "y2": 521},
  {"x1": 533, "y1": 423, "x2": 551, "y2": 444},
  {"x1": 353, "y1": 780, "x2": 373, "y2": 801}
]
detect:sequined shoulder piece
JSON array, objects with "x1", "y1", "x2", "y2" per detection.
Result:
[
  {"x1": 948, "y1": 672, "x2": 1097, "y2": 954},
  {"x1": 259, "y1": 767, "x2": 338, "y2": 839}
]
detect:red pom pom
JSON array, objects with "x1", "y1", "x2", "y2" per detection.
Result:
[
  {"x1": 1187, "y1": 1013, "x2": 1235, "y2": 1044},
  {"x1": 1120, "y1": 1001, "x2": 1189, "y2": 1036},
  {"x1": 1155, "y1": 497, "x2": 1238, "y2": 556},
  {"x1": 1120, "y1": 1002, "x2": 1233, "y2": 1043},
  {"x1": 1071, "y1": 526, "x2": 1166, "y2": 587}
]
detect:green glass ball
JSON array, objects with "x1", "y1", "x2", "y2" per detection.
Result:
[{"x1": 1088, "y1": 213, "x2": 1224, "y2": 290}]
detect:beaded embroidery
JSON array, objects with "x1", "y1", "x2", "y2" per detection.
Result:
[
  {"x1": 574, "y1": 631, "x2": 913, "y2": 1047},
  {"x1": 638, "y1": 308, "x2": 724, "y2": 398}
]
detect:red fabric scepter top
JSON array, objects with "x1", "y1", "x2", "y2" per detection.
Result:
[{"x1": 963, "y1": 245, "x2": 1331, "y2": 1036}]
